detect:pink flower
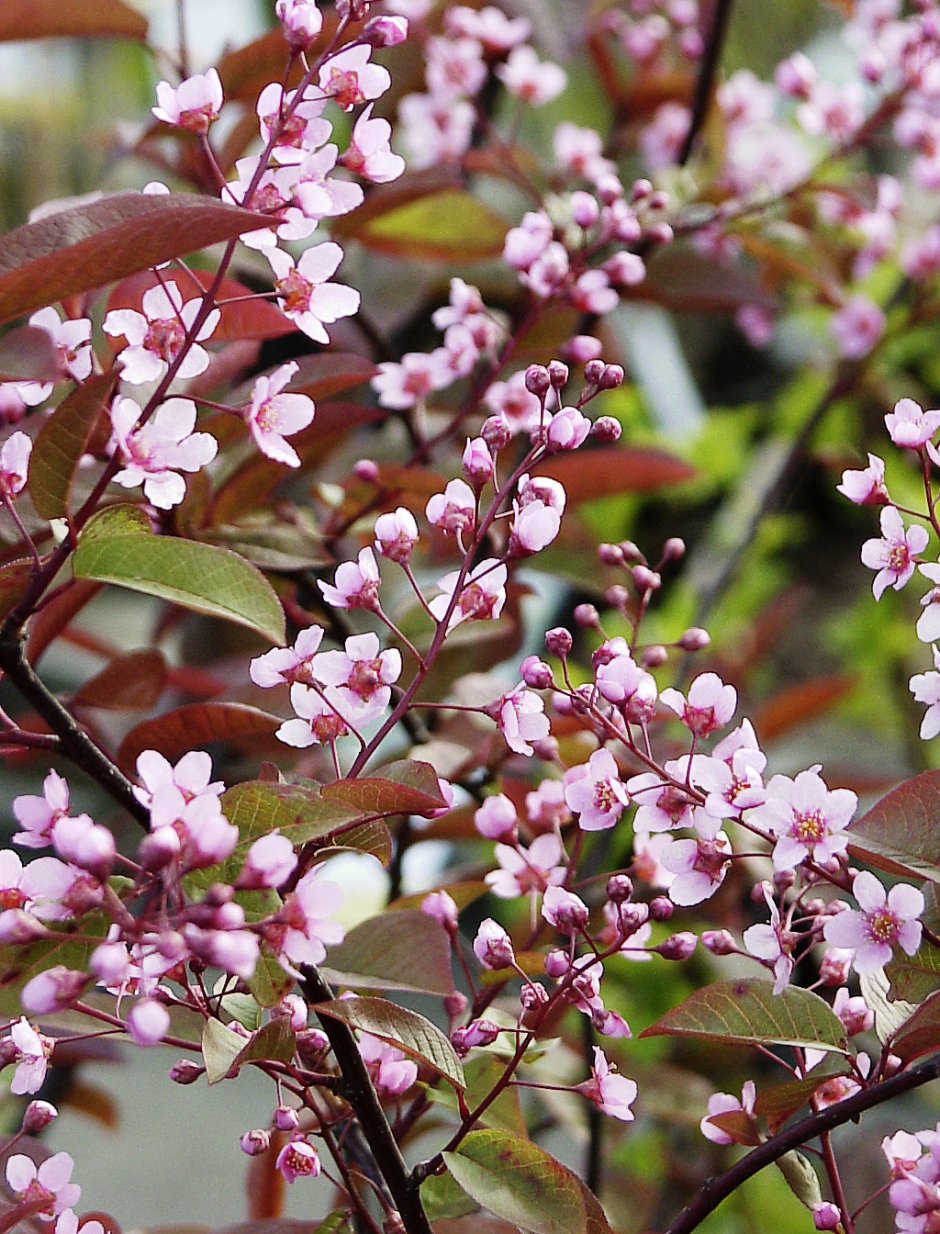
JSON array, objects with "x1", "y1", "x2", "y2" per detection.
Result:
[
  {"x1": 486, "y1": 833, "x2": 566, "y2": 898},
  {"x1": 292, "y1": 145, "x2": 364, "y2": 220},
  {"x1": 462, "y1": 436, "x2": 494, "y2": 487},
  {"x1": 474, "y1": 793, "x2": 518, "y2": 840},
  {"x1": 493, "y1": 684, "x2": 550, "y2": 756},
  {"x1": 742, "y1": 885, "x2": 793, "y2": 994},
  {"x1": 626, "y1": 772, "x2": 695, "y2": 833},
  {"x1": 6, "y1": 1151, "x2": 80, "y2": 1219},
  {"x1": 111, "y1": 396, "x2": 217, "y2": 509},
  {"x1": 318, "y1": 547, "x2": 381, "y2": 610},
  {"x1": 153, "y1": 68, "x2": 223, "y2": 134},
  {"x1": 660, "y1": 811, "x2": 732, "y2": 906},
  {"x1": 473, "y1": 918, "x2": 515, "y2": 969},
  {"x1": 525, "y1": 779, "x2": 571, "y2": 832},
  {"x1": 134, "y1": 749, "x2": 224, "y2": 831},
  {"x1": 426, "y1": 36, "x2": 487, "y2": 99},
  {"x1": 398, "y1": 93, "x2": 475, "y2": 169},
  {"x1": 837, "y1": 452, "x2": 889, "y2": 505},
  {"x1": 700, "y1": 1081, "x2": 757, "y2": 1145},
  {"x1": 595, "y1": 650, "x2": 658, "y2": 724},
  {"x1": 577, "y1": 1047, "x2": 637, "y2": 1121},
  {"x1": 503, "y1": 210, "x2": 554, "y2": 271},
  {"x1": 495, "y1": 46, "x2": 567, "y2": 105},
  {"x1": 359, "y1": 1031, "x2": 418, "y2": 1096},
  {"x1": 832, "y1": 986, "x2": 873, "y2": 1036},
  {"x1": 238, "y1": 832, "x2": 298, "y2": 890},
  {"x1": 277, "y1": 684, "x2": 350, "y2": 747},
  {"x1": 541, "y1": 884, "x2": 589, "y2": 933},
  {"x1": 553, "y1": 122, "x2": 616, "y2": 182},
  {"x1": 660, "y1": 672, "x2": 737, "y2": 738},
  {"x1": 250, "y1": 625, "x2": 324, "y2": 689},
  {"x1": 318, "y1": 45, "x2": 391, "y2": 110},
  {"x1": 266, "y1": 243, "x2": 360, "y2": 343},
  {"x1": 917, "y1": 564, "x2": 940, "y2": 643},
  {"x1": 374, "y1": 507, "x2": 419, "y2": 564},
  {"x1": 692, "y1": 745, "x2": 766, "y2": 820},
  {"x1": 256, "y1": 84, "x2": 330, "y2": 164},
  {"x1": 127, "y1": 997, "x2": 170, "y2": 1046},
  {"x1": 428, "y1": 559, "x2": 507, "y2": 630},
  {"x1": 276, "y1": 1136, "x2": 321, "y2": 1183},
  {"x1": 244, "y1": 361, "x2": 314, "y2": 466},
  {"x1": 860, "y1": 505, "x2": 929, "y2": 599},
  {"x1": 0, "y1": 430, "x2": 31, "y2": 498},
  {"x1": 313, "y1": 632, "x2": 402, "y2": 716},
  {"x1": 343, "y1": 104, "x2": 405, "y2": 182},
  {"x1": 749, "y1": 767, "x2": 856, "y2": 872},
  {"x1": 275, "y1": 0, "x2": 323, "y2": 48},
  {"x1": 16, "y1": 307, "x2": 92, "y2": 403},
  {"x1": 9, "y1": 1018, "x2": 52, "y2": 1095},
  {"x1": 483, "y1": 371, "x2": 542, "y2": 433},
  {"x1": 21, "y1": 968, "x2": 88, "y2": 1015},
  {"x1": 373, "y1": 351, "x2": 454, "y2": 409},
  {"x1": 103, "y1": 280, "x2": 220, "y2": 383},
  {"x1": 0, "y1": 850, "x2": 75, "y2": 922},
  {"x1": 52, "y1": 815, "x2": 115, "y2": 879},
  {"x1": 13, "y1": 770, "x2": 74, "y2": 849},
  {"x1": 563, "y1": 748, "x2": 630, "y2": 831},
  {"x1": 445, "y1": 5, "x2": 530, "y2": 50},
  {"x1": 886, "y1": 398, "x2": 940, "y2": 449},
  {"x1": 829, "y1": 295, "x2": 885, "y2": 360},
  {"x1": 823, "y1": 871, "x2": 924, "y2": 973},
  {"x1": 911, "y1": 647, "x2": 940, "y2": 739},
  {"x1": 426, "y1": 478, "x2": 476, "y2": 537},
  {"x1": 276, "y1": 866, "x2": 345, "y2": 970}
]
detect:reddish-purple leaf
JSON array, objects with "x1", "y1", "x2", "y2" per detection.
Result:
[
  {"x1": 285, "y1": 351, "x2": 380, "y2": 400},
  {"x1": 752, "y1": 675, "x2": 856, "y2": 742},
  {"x1": 531, "y1": 446, "x2": 696, "y2": 502},
  {"x1": 0, "y1": 0, "x2": 148, "y2": 41},
  {"x1": 0, "y1": 325, "x2": 61, "y2": 381},
  {"x1": 26, "y1": 579, "x2": 101, "y2": 665},
  {"x1": 637, "y1": 244, "x2": 776, "y2": 314},
  {"x1": 0, "y1": 193, "x2": 272, "y2": 325},
  {"x1": 320, "y1": 909, "x2": 454, "y2": 996},
  {"x1": 890, "y1": 990, "x2": 940, "y2": 1063},
  {"x1": 848, "y1": 771, "x2": 940, "y2": 883},
  {"x1": 28, "y1": 370, "x2": 118, "y2": 519},
  {"x1": 321, "y1": 759, "x2": 447, "y2": 818},
  {"x1": 71, "y1": 649, "x2": 168, "y2": 712},
  {"x1": 118, "y1": 703, "x2": 281, "y2": 772}
]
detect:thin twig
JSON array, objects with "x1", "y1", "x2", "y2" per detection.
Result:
[{"x1": 678, "y1": 0, "x2": 735, "y2": 166}]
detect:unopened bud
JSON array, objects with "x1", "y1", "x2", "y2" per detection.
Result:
[
  {"x1": 354, "y1": 458, "x2": 381, "y2": 483},
  {"x1": 662, "y1": 536, "x2": 685, "y2": 562},
  {"x1": 606, "y1": 874, "x2": 633, "y2": 903},
  {"x1": 481, "y1": 414, "x2": 511, "y2": 452},
  {"x1": 545, "y1": 626, "x2": 574, "y2": 656},
  {"x1": 295, "y1": 1028, "x2": 330, "y2": 1062},
  {"x1": 521, "y1": 655, "x2": 554, "y2": 690},
  {"x1": 544, "y1": 949, "x2": 570, "y2": 978},
  {"x1": 584, "y1": 358, "x2": 605, "y2": 386},
  {"x1": 648, "y1": 896, "x2": 674, "y2": 922},
  {"x1": 590, "y1": 415, "x2": 622, "y2": 443},
  {"x1": 598, "y1": 542, "x2": 624, "y2": 565},
  {"x1": 444, "y1": 991, "x2": 468, "y2": 1019},
  {"x1": 812, "y1": 1201, "x2": 842, "y2": 1231},
  {"x1": 656, "y1": 931, "x2": 697, "y2": 961},
  {"x1": 524, "y1": 364, "x2": 551, "y2": 396},
  {"x1": 274, "y1": 1105, "x2": 300, "y2": 1132},
  {"x1": 605, "y1": 584, "x2": 630, "y2": 610},
  {"x1": 562, "y1": 334, "x2": 602, "y2": 363},
  {"x1": 632, "y1": 565, "x2": 661, "y2": 592},
  {"x1": 21, "y1": 1101, "x2": 58, "y2": 1133},
  {"x1": 361, "y1": 14, "x2": 408, "y2": 45},
  {"x1": 679, "y1": 626, "x2": 710, "y2": 652},
  {"x1": 169, "y1": 1059, "x2": 205, "y2": 1085},
  {"x1": 573, "y1": 604, "x2": 600, "y2": 629},
  {"x1": 241, "y1": 1129, "x2": 271, "y2": 1156},
  {"x1": 641, "y1": 644, "x2": 668, "y2": 668},
  {"x1": 598, "y1": 364, "x2": 625, "y2": 390},
  {"x1": 702, "y1": 929, "x2": 736, "y2": 955},
  {"x1": 646, "y1": 222, "x2": 674, "y2": 245},
  {"x1": 647, "y1": 190, "x2": 670, "y2": 212},
  {"x1": 547, "y1": 359, "x2": 569, "y2": 388},
  {"x1": 531, "y1": 735, "x2": 559, "y2": 761},
  {"x1": 631, "y1": 178, "x2": 654, "y2": 202},
  {"x1": 618, "y1": 540, "x2": 643, "y2": 563}
]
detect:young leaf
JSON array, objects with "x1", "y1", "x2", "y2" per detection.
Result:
[
  {"x1": 248, "y1": 946, "x2": 295, "y2": 1009},
  {"x1": 531, "y1": 446, "x2": 696, "y2": 503},
  {"x1": 231, "y1": 1018, "x2": 296, "y2": 1072},
  {"x1": 640, "y1": 980, "x2": 849, "y2": 1053},
  {"x1": 0, "y1": 193, "x2": 271, "y2": 325},
  {"x1": 0, "y1": 559, "x2": 34, "y2": 621},
  {"x1": 202, "y1": 1018, "x2": 245, "y2": 1085},
  {"x1": 442, "y1": 1130, "x2": 593, "y2": 1234},
  {"x1": 29, "y1": 370, "x2": 119, "y2": 519},
  {"x1": 336, "y1": 189, "x2": 508, "y2": 263},
  {"x1": 0, "y1": 0, "x2": 148, "y2": 41},
  {"x1": 73, "y1": 533, "x2": 286, "y2": 644},
  {"x1": 220, "y1": 780, "x2": 366, "y2": 857},
  {"x1": 314, "y1": 996, "x2": 465, "y2": 1089},
  {"x1": 848, "y1": 771, "x2": 940, "y2": 883},
  {"x1": 885, "y1": 940, "x2": 940, "y2": 1003},
  {"x1": 117, "y1": 703, "x2": 282, "y2": 771},
  {"x1": 321, "y1": 759, "x2": 447, "y2": 817},
  {"x1": 775, "y1": 1151, "x2": 823, "y2": 1210},
  {"x1": 421, "y1": 1170, "x2": 479, "y2": 1222},
  {"x1": 320, "y1": 910, "x2": 454, "y2": 997},
  {"x1": 889, "y1": 989, "x2": 940, "y2": 1064}
]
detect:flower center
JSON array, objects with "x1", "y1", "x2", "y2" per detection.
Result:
[
  {"x1": 277, "y1": 269, "x2": 313, "y2": 315},
  {"x1": 693, "y1": 840, "x2": 728, "y2": 879},
  {"x1": 458, "y1": 581, "x2": 498, "y2": 621},
  {"x1": 0, "y1": 886, "x2": 26, "y2": 910},
  {"x1": 866, "y1": 906, "x2": 900, "y2": 944},
  {"x1": 281, "y1": 1144, "x2": 318, "y2": 1176},
  {"x1": 888, "y1": 542, "x2": 912, "y2": 572},
  {"x1": 324, "y1": 68, "x2": 364, "y2": 110},
  {"x1": 144, "y1": 316, "x2": 186, "y2": 363},
  {"x1": 792, "y1": 809, "x2": 825, "y2": 844},
  {"x1": 348, "y1": 658, "x2": 383, "y2": 699}
]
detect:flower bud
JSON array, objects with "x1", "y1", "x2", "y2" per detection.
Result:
[
  {"x1": 619, "y1": 540, "x2": 643, "y2": 563},
  {"x1": 21, "y1": 967, "x2": 88, "y2": 1015},
  {"x1": 584, "y1": 359, "x2": 605, "y2": 387},
  {"x1": 544, "y1": 949, "x2": 570, "y2": 978},
  {"x1": 521, "y1": 655, "x2": 554, "y2": 690},
  {"x1": 22, "y1": 1101, "x2": 57, "y2": 1133},
  {"x1": 679, "y1": 626, "x2": 710, "y2": 652},
  {"x1": 631, "y1": 178, "x2": 654, "y2": 202},
  {"x1": 531, "y1": 735, "x2": 559, "y2": 761},
  {"x1": 361, "y1": 14, "x2": 408, "y2": 45},
  {"x1": 598, "y1": 542, "x2": 624, "y2": 566},
  {"x1": 606, "y1": 874, "x2": 633, "y2": 903},
  {"x1": 598, "y1": 364, "x2": 625, "y2": 390},
  {"x1": 481, "y1": 414, "x2": 511, "y2": 452},
  {"x1": 524, "y1": 364, "x2": 551, "y2": 396},
  {"x1": 127, "y1": 997, "x2": 170, "y2": 1046},
  {"x1": 571, "y1": 191, "x2": 600, "y2": 228},
  {"x1": 662, "y1": 536, "x2": 685, "y2": 562},
  {"x1": 444, "y1": 991, "x2": 468, "y2": 1019},
  {"x1": 295, "y1": 1028, "x2": 330, "y2": 1062},
  {"x1": 545, "y1": 626, "x2": 573, "y2": 656},
  {"x1": 462, "y1": 436, "x2": 494, "y2": 487},
  {"x1": 656, "y1": 931, "x2": 697, "y2": 961},
  {"x1": 354, "y1": 458, "x2": 380, "y2": 483},
  {"x1": 604, "y1": 584, "x2": 630, "y2": 611},
  {"x1": 702, "y1": 929, "x2": 737, "y2": 955},
  {"x1": 547, "y1": 360, "x2": 569, "y2": 388},
  {"x1": 590, "y1": 415, "x2": 622, "y2": 443},
  {"x1": 241, "y1": 1128, "x2": 272, "y2": 1156},
  {"x1": 451, "y1": 1019, "x2": 500, "y2": 1055},
  {"x1": 812, "y1": 1202, "x2": 841, "y2": 1232},
  {"x1": 648, "y1": 896, "x2": 674, "y2": 922},
  {"x1": 573, "y1": 604, "x2": 600, "y2": 629},
  {"x1": 632, "y1": 565, "x2": 661, "y2": 592},
  {"x1": 562, "y1": 335, "x2": 603, "y2": 364},
  {"x1": 646, "y1": 222, "x2": 674, "y2": 245},
  {"x1": 169, "y1": 1059, "x2": 205, "y2": 1085},
  {"x1": 274, "y1": 1105, "x2": 300, "y2": 1132}
]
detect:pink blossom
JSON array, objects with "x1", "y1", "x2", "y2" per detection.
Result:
[
  {"x1": 860, "y1": 505, "x2": 929, "y2": 599},
  {"x1": 373, "y1": 351, "x2": 454, "y2": 409},
  {"x1": 13, "y1": 770, "x2": 74, "y2": 849},
  {"x1": 916, "y1": 564, "x2": 940, "y2": 643},
  {"x1": 570, "y1": 270, "x2": 618, "y2": 316},
  {"x1": 452, "y1": 1019, "x2": 501, "y2": 1055},
  {"x1": 183, "y1": 921, "x2": 259, "y2": 981},
  {"x1": 627, "y1": 772, "x2": 695, "y2": 833},
  {"x1": 886, "y1": 398, "x2": 940, "y2": 449},
  {"x1": 473, "y1": 918, "x2": 515, "y2": 969},
  {"x1": 541, "y1": 884, "x2": 589, "y2": 933},
  {"x1": 563, "y1": 748, "x2": 630, "y2": 831},
  {"x1": 484, "y1": 372, "x2": 542, "y2": 433},
  {"x1": 275, "y1": 0, "x2": 323, "y2": 48},
  {"x1": 486, "y1": 833, "x2": 566, "y2": 898},
  {"x1": 276, "y1": 866, "x2": 345, "y2": 970},
  {"x1": 0, "y1": 430, "x2": 31, "y2": 498},
  {"x1": 660, "y1": 811, "x2": 732, "y2": 905},
  {"x1": 256, "y1": 84, "x2": 330, "y2": 164},
  {"x1": 16, "y1": 307, "x2": 92, "y2": 404},
  {"x1": 553, "y1": 123, "x2": 615, "y2": 182},
  {"x1": 359, "y1": 1031, "x2": 418, "y2": 1096},
  {"x1": 749, "y1": 767, "x2": 856, "y2": 871},
  {"x1": 830, "y1": 296, "x2": 885, "y2": 360},
  {"x1": 374, "y1": 507, "x2": 419, "y2": 563},
  {"x1": 595, "y1": 651, "x2": 658, "y2": 724},
  {"x1": 641, "y1": 101, "x2": 691, "y2": 170},
  {"x1": 577, "y1": 1047, "x2": 637, "y2": 1121},
  {"x1": 445, "y1": 5, "x2": 530, "y2": 51},
  {"x1": 244, "y1": 361, "x2": 314, "y2": 466},
  {"x1": 508, "y1": 501, "x2": 559, "y2": 557},
  {"x1": 911, "y1": 647, "x2": 940, "y2": 739},
  {"x1": 474, "y1": 793, "x2": 518, "y2": 840},
  {"x1": 522, "y1": 241, "x2": 570, "y2": 298},
  {"x1": 153, "y1": 68, "x2": 223, "y2": 134},
  {"x1": 21, "y1": 968, "x2": 88, "y2": 1015},
  {"x1": 6, "y1": 1151, "x2": 80, "y2": 1219},
  {"x1": 127, "y1": 997, "x2": 170, "y2": 1046},
  {"x1": 276, "y1": 1136, "x2": 321, "y2": 1183},
  {"x1": 428, "y1": 559, "x2": 507, "y2": 630},
  {"x1": 545, "y1": 406, "x2": 591, "y2": 451},
  {"x1": 238, "y1": 832, "x2": 298, "y2": 890},
  {"x1": 495, "y1": 46, "x2": 567, "y2": 105},
  {"x1": 111, "y1": 396, "x2": 217, "y2": 510},
  {"x1": 426, "y1": 35, "x2": 487, "y2": 99},
  {"x1": 9, "y1": 1018, "x2": 52, "y2": 1095},
  {"x1": 798, "y1": 80, "x2": 865, "y2": 141},
  {"x1": 313, "y1": 632, "x2": 402, "y2": 715},
  {"x1": 226, "y1": 157, "x2": 314, "y2": 250},
  {"x1": 832, "y1": 986, "x2": 873, "y2": 1036},
  {"x1": 691, "y1": 745, "x2": 766, "y2": 820},
  {"x1": 700, "y1": 1081, "x2": 757, "y2": 1145},
  {"x1": 823, "y1": 870, "x2": 924, "y2": 973},
  {"x1": 342, "y1": 103, "x2": 405, "y2": 182},
  {"x1": 277, "y1": 684, "x2": 351, "y2": 747},
  {"x1": 503, "y1": 210, "x2": 554, "y2": 271},
  {"x1": 318, "y1": 547, "x2": 381, "y2": 610},
  {"x1": 52, "y1": 815, "x2": 115, "y2": 879},
  {"x1": 266, "y1": 244, "x2": 359, "y2": 343},
  {"x1": 421, "y1": 889, "x2": 458, "y2": 932},
  {"x1": 742, "y1": 885, "x2": 793, "y2": 994},
  {"x1": 837, "y1": 452, "x2": 889, "y2": 505},
  {"x1": 134, "y1": 749, "x2": 224, "y2": 831},
  {"x1": 525, "y1": 780, "x2": 571, "y2": 832},
  {"x1": 398, "y1": 93, "x2": 475, "y2": 168},
  {"x1": 292, "y1": 144, "x2": 364, "y2": 220},
  {"x1": 493, "y1": 684, "x2": 550, "y2": 756},
  {"x1": 0, "y1": 850, "x2": 75, "y2": 921},
  {"x1": 250, "y1": 625, "x2": 324, "y2": 689},
  {"x1": 318, "y1": 45, "x2": 391, "y2": 110},
  {"x1": 103, "y1": 281, "x2": 219, "y2": 383},
  {"x1": 659, "y1": 672, "x2": 737, "y2": 738}
]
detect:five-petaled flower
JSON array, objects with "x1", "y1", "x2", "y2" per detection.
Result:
[
  {"x1": 244, "y1": 361, "x2": 315, "y2": 466},
  {"x1": 103, "y1": 281, "x2": 220, "y2": 383},
  {"x1": 823, "y1": 871, "x2": 924, "y2": 974},
  {"x1": 266, "y1": 243, "x2": 360, "y2": 343},
  {"x1": 860, "y1": 505, "x2": 929, "y2": 599}
]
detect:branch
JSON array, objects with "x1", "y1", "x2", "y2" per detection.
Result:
[
  {"x1": 663, "y1": 1057, "x2": 940, "y2": 1234},
  {"x1": 678, "y1": 0, "x2": 734, "y2": 166},
  {"x1": 302, "y1": 966, "x2": 433, "y2": 1234}
]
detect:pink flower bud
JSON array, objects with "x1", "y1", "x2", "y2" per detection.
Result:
[
  {"x1": 605, "y1": 251, "x2": 646, "y2": 285},
  {"x1": 421, "y1": 889, "x2": 459, "y2": 933},
  {"x1": 545, "y1": 949, "x2": 571, "y2": 978},
  {"x1": 542, "y1": 885, "x2": 589, "y2": 934},
  {"x1": 641, "y1": 644, "x2": 668, "y2": 669},
  {"x1": 169, "y1": 1060, "x2": 204, "y2": 1084},
  {"x1": 127, "y1": 998, "x2": 170, "y2": 1046},
  {"x1": 548, "y1": 360, "x2": 569, "y2": 388},
  {"x1": 573, "y1": 604, "x2": 600, "y2": 629},
  {"x1": 374, "y1": 507, "x2": 419, "y2": 565},
  {"x1": 275, "y1": 0, "x2": 323, "y2": 49},
  {"x1": 443, "y1": 991, "x2": 467, "y2": 1019},
  {"x1": 812, "y1": 1202, "x2": 841, "y2": 1231},
  {"x1": 598, "y1": 542, "x2": 624, "y2": 565},
  {"x1": 547, "y1": 407, "x2": 590, "y2": 451},
  {"x1": 656, "y1": 931, "x2": 697, "y2": 961},
  {"x1": 296, "y1": 1028, "x2": 330, "y2": 1061},
  {"x1": 241, "y1": 1128, "x2": 272, "y2": 1156},
  {"x1": 462, "y1": 436, "x2": 495, "y2": 487},
  {"x1": 584, "y1": 359, "x2": 605, "y2": 386},
  {"x1": 354, "y1": 458, "x2": 381, "y2": 483},
  {"x1": 702, "y1": 929, "x2": 737, "y2": 955},
  {"x1": 237, "y1": 831, "x2": 298, "y2": 890},
  {"x1": 605, "y1": 584, "x2": 630, "y2": 610},
  {"x1": 481, "y1": 414, "x2": 511, "y2": 452},
  {"x1": 21, "y1": 1101, "x2": 57, "y2": 1133},
  {"x1": 274, "y1": 1105, "x2": 300, "y2": 1131},
  {"x1": 361, "y1": 14, "x2": 409, "y2": 46},
  {"x1": 276, "y1": 995, "x2": 309, "y2": 1032},
  {"x1": 521, "y1": 655, "x2": 554, "y2": 690},
  {"x1": 632, "y1": 565, "x2": 661, "y2": 592},
  {"x1": 473, "y1": 919, "x2": 515, "y2": 969},
  {"x1": 571, "y1": 191, "x2": 600, "y2": 228},
  {"x1": 646, "y1": 222, "x2": 674, "y2": 245},
  {"x1": 545, "y1": 626, "x2": 573, "y2": 656},
  {"x1": 22, "y1": 967, "x2": 88, "y2": 1014},
  {"x1": 451, "y1": 1018, "x2": 501, "y2": 1055},
  {"x1": 631, "y1": 178, "x2": 654, "y2": 202},
  {"x1": 0, "y1": 911, "x2": 49, "y2": 944},
  {"x1": 474, "y1": 794, "x2": 517, "y2": 840},
  {"x1": 662, "y1": 536, "x2": 685, "y2": 561},
  {"x1": 525, "y1": 364, "x2": 551, "y2": 396},
  {"x1": 606, "y1": 874, "x2": 633, "y2": 903},
  {"x1": 678, "y1": 626, "x2": 710, "y2": 652},
  {"x1": 562, "y1": 334, "x2": 602, "y2": 363},
  {"x1": 649, "y1": 896, "x2": 674, "y2": 922},
  {"x1": 139, "y1": 827, "x2": 182, "y2": 871},
  {"x1": 53, "y1": 816, "x2": 115, "y2": 879}
]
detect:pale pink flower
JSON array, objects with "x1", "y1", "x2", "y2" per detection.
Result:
[
  {"x1": 595, "y1": 651, "x2": 658, "y2": 724},
  {"x1": 6, "y1": 1151, "x2": 80, "y2": 1219},
  {"x1": 428, "y1": 559, "x2": 507, "y2": 630},
  {"x1": 276, "y1": 1136, "x2": 321, "y2": 1183},
  {"x1": 641, "y1": 101, "x2": 691, "y2": 170},
  {"x1": 911, "y1": 646, "x2": 940, "y2": 739},
  {"x1": 13, "y1": 770, "x2": 73, "y2": 849},
  {"x1": 313, "y1": 631, "x2": 401, "y2": 716},
  {"x1": 473, "y1": 918, "x2": 515, "y2": 969},
  {"x1": 15, "y1": 307, "x2": 92, "y2": 404},
  {"x1": 244, "y1": 361, "x2": 314, "y2": 466},
  {"x1": 318, "y1": 45, "x2": 391, "y2": 110},
  {"x1": 52, "y1": 815, "x2": 115, "y2": 878},
  {"x1": 837, "y1": 452, "x2": 889, "y2": 505},
  {"x1": 525, "y1": 780, "x2": 571, "y2": 832},
  {"x1": 127, "y1": 997, "x2": 170, "y2": 1046},
  {"x1": 660, "y1": 672, "x2": 736, "y2": 738},
  {"x1": 886, "y1": 398, "x2": 940, "y2": 449},
  {"x1": 503, "y1": 210, "x2": 554, "y2": 271},
  {"x1": 359, "y1": 1031, "x2": 418, "y2": 1096},
  {"x1": 374, "y1": 507, "x2": 419, "y2": 564},
  {"x1": 830, "y1": 295, "x2": 885, "y2": 360},
  {"x1": 823, "y1": 870, "x2": 924, "y2": 973},
  {"x1": 226, "y1": 157, "x2": 315, "y2": 250},
  {"x1": 569, "y1": 271, "x2": 618, "y2": 316},
  {"x1": 277, "y1": 866, "x2": 345, "y2": 969},
  {"x1": 691, "y1": 746, "x2": 766, "y2": 819},
  {"x1": 398, "y1": 93, "x2": 475, "y2": 168},
  {"x1": 700, "y1": 1081, "x2": 756, "y2": 1145},
  {"x1": 56, "y1": 1208, "x2": 103, "y2": 1234},
  {"x1": 660, "y1": 811, "x2": 731, "y2": 905},
  {"x1": 266, "y1": 243, "x2": 360, "y2": 343},
  {"x1": 483, "y1": 370, "x2": 542, "y2": 433},
  {"x1": 256, "y1": 83, "x2": 330, "y2": 164},
  {"x1": 493, "y1": 684, "x2": 550, "y2": 756},
  {"x1": 495, "y1": 46, "x2": 567, "y2": 105},
  {"x1": 250, "y1": 625, "x2": 324, "y2": 688},
  {"x1": 832, "y1": 986, "x2": 873, "y2": 1036},
  {"x1": 916, "y1": 564, "x2": 940, "y2": 643},
  {"x1": 292, "y1": 144, "x2": 364, "y2": 219},
  {"x1": 860, "y1": 505, "x2": 929, "y2": 599},
  {"x1": 742, "y1": 885, "x2": 793, "y2": 994},
  {"x1": 277, "y1": 683, "x2": 350, "y2": 747},
  {"x1": 134, "y1": 750, "x2": 224, "y2": 832},
  {"x1": 749, "y1": 767, "x2": 856, "y2": 871},
  {"x1": 373, "y1": 351, "x2": 453, "y2": 409},
  {"x1": 445, "y1": 5, "x2": 530, "y2": 51},
  {"x1": 275, "y1": 0, "x2": 323, "y2": 48},
  {"x1": 0, "y1": 430, "x2": 31, "y2": 498},
  {"x1": 521, "y1": 241, "x2": 569, "y2": 298},
  {"x1": 153, "y1": 68, "x2": 223, "y2": 134},
  {"x1": 474, "y1": 793, "x2": 518, "y2": 840},
  {"x1": 626, "y1": 772, "x2": 695, "y2": 833},
  {"x1": 798, "y1": 80, "x2": 865, "y2": 141},
  {"x1": 318, "y1": 547, "x2": 381, "y2": 610},
  {"x1": 103, "y1": 281, "x2": 220, "y2": 383},
  {"x1": 541, "y1": 884, "x2": 589, "y2": 933},
  {"x1": 9, "y1": 1018, "x2": 52, "y2": 1095},
  {"x1": 486, "y1": 833, "x2": 566, "y2": 898},
  {"x1": 238, "y1": 832, "x2": 298, "y2": 890},
  {"x1": 0, "y1": 850, "x2": 75, "y2": 922},
  {"x1": 111, "y1": 396, "x2": 217, "y2": 509},
  {"x1": 563, "y1": 748, "x2": 630, "y2": 831},
  {"x1": 21, "y1": 968, "x2": 88, "y2": 1015},
  {"x1": 545, "y1": 406, "x2": 591, "y2": 451},
  {"x1": 576, "y1": 1047, "x2": 637, "y2": 1121},
  {"x1": 183, "y1": 921, "x2": 259, "y2": 981},
  {"x1": 342, "y1": 104, "x2": 405, "y2": 182},
  {"x1": 427, "y1": 478, "x2": 476, "y2": 536},
  {"x1": 553, "y1": 122, "x2": 616, "y2": 182}
]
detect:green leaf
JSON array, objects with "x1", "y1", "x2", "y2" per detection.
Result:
[
  {"x1": 202, "y1": 1018, "x2": 245, "y2": 1085},
  {"x1": 220, "y1": 779, "x2": 369, "y2": 860},
  {"x1": 0, "y1": 913, "x2": 108, "y2": 1016},
  {"x1": 775, "y1": 1151, "x2": 822, "y2": 1210},
  {"x1": 247, "y1": 945, "x2": 295, "y2": 1009},
  {"x1": 426, "y1": 1053, "x2": 527, "y2": 1137},
  {"x1": 220, "y1": 991, "x2": 263, "y2": 1032},
  {"x1": 29, "y1": 371, "x2": 118, "y2": 519},
  {"x1": 320, "y1": 909, "x2": 454, "y2": 997},
  {"x1": 231, "y1": 1017, "x2": 296, "y2": 1072},
  {"x1": 322, "y1": 760, "x2": 448, "y2": 818},
  {"x1": 339, "y1": 189, "x2": 508, "y2": 263},
  {"x1": 421, "y1": 1170, "x2": 478, "y2": 1222},
  {"x1": 848, "y1": 771, "x2": 940, "y2": 883},
  {"x1": 314, "y1": 996, "x2": 465, "y2": 1089},
  {"x1": 860, "y1": 967, "x2": 917, "y2": 1042},
  {"x1": 73, "y1": 532, "x2": 285, "y2": 644},
  {"x1": 0, "y1": 559, "x2": 33, "y2": 621},
  {"x1": 0, "y1": 193, "x2": 272, "y2": 325},
  {"x1": 80, "y1": 502, "x2": 152, "y2": 541},
  {"x1": 885, "y1": 940, "x2": 940, "y2": 1003},
  {"x1": 0, "y1": 0, "x2": 149, "y2": 40},
  {"x1": 640, "y1": 980, "x2": 849, "y2": 1054},
  {"x1": 443, "y1": 1130, "x2": 591, "y2": 1234}
]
